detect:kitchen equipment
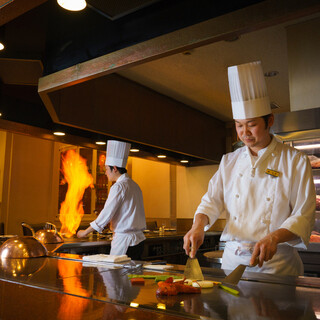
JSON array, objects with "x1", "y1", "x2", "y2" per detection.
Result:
[
  {"x1": 22, "y1": 222, "x2": 64, "y2": 244},
  {"x1": 0, "y1": 257, "x2": 46, "y2": 278},
  {"x1": 184, "y1": 256, "x2": 204, "y2": 280},
  {"x1": 0, "y1": 236, "x2": 48, "y2": 259},
  {"x1": 219, "y1": 258, "x2": 259, "y2": 294},
  {"x1": 0, "y1": 235, "x2": 17, "y2": 245}
]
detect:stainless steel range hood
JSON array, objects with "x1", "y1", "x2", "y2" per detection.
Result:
[{"x1": 273, "y1": 107, "x2": 320, "y2": 141}]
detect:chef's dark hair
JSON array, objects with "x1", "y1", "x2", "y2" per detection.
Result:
[
  {"x1": 108, "y1": 166, "x2": 127, "y2": 174},
  {"x1": 262, "y1": 114, "x2": 272, "y2": 129}
]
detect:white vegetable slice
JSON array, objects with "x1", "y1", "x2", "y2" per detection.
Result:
[
  {"x1": 192, "y1": 280, "x2": 215, "y2": 288},
  {"x1": 183, "y1": 279, "x2": 193, "y2": 286}
]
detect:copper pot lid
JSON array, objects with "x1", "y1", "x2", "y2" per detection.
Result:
[
  {"x1": 22, "y1": 222, "x2": 64, "y2": 244},
  {"x1": 0, "y1": 236, "x2": 48, "y2": 259},
  {"x1": 35, "y1": 229, "x2": 64, "y2": 244}
]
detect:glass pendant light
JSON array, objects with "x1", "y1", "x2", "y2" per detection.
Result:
[{"x1": 57, "y1": 0, "x2": 87, "y2": 11}]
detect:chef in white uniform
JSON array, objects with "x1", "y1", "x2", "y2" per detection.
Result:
[
  {"x1": 77, "y1": 140, "x2": 146, "y2": 259},
  {"x1": 183, "y1": 61, "x2": 316, "y2": 276}
]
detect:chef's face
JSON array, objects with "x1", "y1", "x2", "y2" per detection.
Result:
[
  {"x1": 235, "y1": 115, "x2": 274, "y2": 154},
  {"x1": 105, "y1": 165, "x2": 117, "y2": 182}
]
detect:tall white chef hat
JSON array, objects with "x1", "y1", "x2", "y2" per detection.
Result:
[
  {"x1": 228, "y1": 61, "x2": 271, "y2": 119},
  {"x1": 105, "y1": 140, "x2": 131, "y2": 168}
]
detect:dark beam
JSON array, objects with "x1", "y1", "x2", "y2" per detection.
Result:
[
  {"x1": 48, "y1": 74, "x2": 226, "y2": 161},
  {"x1": 0, "y1": 0, "x2": 48, "y2": 26},
  {"x1": 38, "y1": 0, "x2": 320, "y2": 96}
]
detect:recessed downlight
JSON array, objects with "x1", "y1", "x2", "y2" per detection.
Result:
[
  {"x1": 95, "y1": 141, "x2": 106, "y2": 145},
  {"x1": 0, "y1": 43, "x2": 4, "y2": 51},
  {"x1": 180, "y1": 160, "x2": 189, "y2": 164},
  {"x1": 57, "y1": 0, "x2": 86, "y2": 11},
  {"x1": 157, "y1": 155, "x2": 166, "y2": 159},
  {"x1": 130, "y1": 148, "x2": 140, "y2": 152},
  {"x1": 53, "y1": 131, "x2": 65, "y2": 136}
]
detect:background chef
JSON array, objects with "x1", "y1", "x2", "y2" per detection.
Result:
[
  {"x1": 183, "y1": 61, "x2": 316, "y2": 276},
  {"x1": 77, "y1": 140, "x2": 146, "y2": 260}
]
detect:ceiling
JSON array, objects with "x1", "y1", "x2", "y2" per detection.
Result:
[
  {"x1": 118, "y1": 24, "x2": 290, "y2": 121},
  {"x1": 1, "y1": 0, "x2": 320, "y2": 163}
]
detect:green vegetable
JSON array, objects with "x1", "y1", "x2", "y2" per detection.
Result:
[
  {"x1": 154, "y1": 275, "x2": 181, "y2": 282},
  {"x1": 128, "y1": 275, "x2": 156, "y2": 279},
  {"x1": 127, "y1": 274, "x2": 182, "y2": 282},
  {"x1": 219, "y1": 284, "x2": 239, "y2": 295}
]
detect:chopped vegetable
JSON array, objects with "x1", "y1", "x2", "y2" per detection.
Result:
[
  {"x1": 128, "y1": 274, "x2": 155, "y2": 279},
  {"x1": 127, "y1": 274, "x2": 181, "y2": 282},
  {"x1": 219, "y1": 284, "x2": 239, "y2": 295},
  {"x1": 130, "y1": 278, "x2": 145, "y2": 285},
  {"x1": 192, "y1": 280, "x2": 218, "y2": 288}
]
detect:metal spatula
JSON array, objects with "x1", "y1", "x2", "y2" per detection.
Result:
[
  {"x1": 223, "y1": 264, "x2": 247, "y2": 286},
  {"x1": 184, "y1": 257, "x2": 204, "y2": 280},
  {"x1": 223, "y1": 258, "x2": 259, "y2": 285},
  {"x1": 219, "y1": 258, "x2": 259, "y2": 295}
]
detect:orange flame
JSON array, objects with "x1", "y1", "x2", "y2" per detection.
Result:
[
  {"x1": 57, "y1": 259, "x2": 90, "y2": 319},
  {"x1": 59, "y1": 150, "x2": 93, "y2": 237}
]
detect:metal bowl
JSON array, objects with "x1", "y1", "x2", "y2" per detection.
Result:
[
  {"x1": 0, "y1": 257, "x2": 46, "y2": 278},
  {"x1": 0, "y1": 236, "x2": 48, "y2": 259},
  {"x1": 35, "y1": 229, "x2": 64, "y2": 244}
]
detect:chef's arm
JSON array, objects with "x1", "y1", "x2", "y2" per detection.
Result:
[
  {"x1": 77, "y1": 225, "x2": 95, "y2": 238},
  {"x1": 251, "y1": 228, "x2": 298, "y2": 267},
  {"x1": 183, "y1": 214, "x2": 209, "y2": 258}
]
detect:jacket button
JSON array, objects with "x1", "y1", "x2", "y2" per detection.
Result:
[
  {"x1": 239, "y1": 173, "x2": 243, "y2": 177},
  {"x1": 235, "y1": 194, "x2": 240, "y2": 198},
  {"x1": 233, "y1": 216, "x2": 237, "y2": 220},
  {"x1": 266, "y1": 197, "x2": 271, "y2": 201}
]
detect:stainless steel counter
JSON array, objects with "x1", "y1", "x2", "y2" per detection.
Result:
[
  {"x1": 54, "y1": 231, "x2": 221, "y2": 266},
  {"x1": 0, "y1": 254, "x2": 319, "y2": 319}
]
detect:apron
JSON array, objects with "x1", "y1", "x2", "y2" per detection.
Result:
[
  {"x1": 222, "y1": 241, "x2": 304, "y2": 276},
  {"x1": 110, "y1": 231, "x2": 145, "y2": 255}
]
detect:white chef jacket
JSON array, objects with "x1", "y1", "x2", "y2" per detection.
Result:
[
  {"x1": 196, "y1": 136, "x2": 316, "y2": 275},
  {"x1": 91, "y1": 173, "x2": 146, "y2": 255}
]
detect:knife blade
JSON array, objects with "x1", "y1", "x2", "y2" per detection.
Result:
[{"x1": 184, "y1": 256, "x2": 204, "y2": 280}]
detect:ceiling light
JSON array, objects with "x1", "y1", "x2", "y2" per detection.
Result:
[
  {"x1": 129, "y1": 302, "x2": 139, "y2": 308},
  {"x1": 157, "y1": 154, "x2": 166, "y2": 159},
  {"x1": 180, "y1": 160, "x2": 189, "y2": 164},
  {"x1": 0, "y1": 42, "x2": 4, "y2": 51},
  {"x1": 0, "y1": 112, "x2": 2, "y2": 117},
  {"x1": 95, "y1": 141, "x2": 106, "y2": 145},
  {"x1": 53, "y1": 131, "x2": 66, "y2": 136},
  {"x1": 314, "y1": 179, "x2": 320, "y2": 184},
  {"x1": 130, "y1": 148, "x2": 140, "y2": 152},
  {"x1": 294, "y1": 144, "x2": 320, "y2": 150},
  {"x1": 57, "y1": 0, "x2": 87, "y2": 11},
  {"x1": 264, "y1": 71, "x2": 279, "y2": 77}
]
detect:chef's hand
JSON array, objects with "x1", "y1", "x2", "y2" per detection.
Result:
[
  {"x1": 251, "y1": 234, "x2": 278, "y2": 267},
  {"x1": 77, "y1": 226, "x2": 95, "y2": 238},
  {"x1": 183, "y1": 214, "x2": 208, "y2": 258},
  {"x1": 77, "y1": 230, "x2": 87, "y2": 238},
  {"x1": 250, "y1": 228, "x2": 298, "y2": 267}
]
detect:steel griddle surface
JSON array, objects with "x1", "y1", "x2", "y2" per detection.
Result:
[{"x1": 0, "y1": 255, "x2": 319, "y2": 319}]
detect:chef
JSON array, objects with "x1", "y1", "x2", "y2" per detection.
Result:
[
  {"x1": 77, "y1": 140, "x2": 146, "y2": 259},
  {"x1": 183, "y1": 61, "x2": 316, "y2": 276}
]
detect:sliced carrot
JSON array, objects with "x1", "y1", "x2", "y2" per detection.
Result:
[{"x1": 130, "y1": 278, "x2": 145, "y2": 285}]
